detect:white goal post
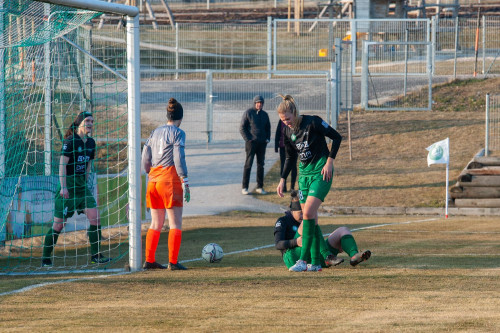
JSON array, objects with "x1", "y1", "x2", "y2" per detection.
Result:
[{"x1": 35, "y1": 0, "x2": 142, "y2": 272}]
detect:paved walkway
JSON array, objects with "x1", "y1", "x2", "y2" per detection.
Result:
[{"x1": 182, "y1": 142, "x2": 284, "y2": 217}]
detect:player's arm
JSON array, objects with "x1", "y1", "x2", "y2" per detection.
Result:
[
  {"x1": 59, "y1": 155, "x2": 70, "y2": 199},
  {"x1": 274, "y1": 218, "x2": 298, "y2": 251},
  {"x1": 278, "y1": 138, "x2": 297, "y2": 197},
  {"x1": 141, "y1": 141, "x2": 152, "y2": 174}
]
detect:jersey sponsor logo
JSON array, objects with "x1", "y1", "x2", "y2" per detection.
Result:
[
  {"x1": 75, "y1": 164, "x2": 86, "y2": 172},
  {"x1": 321, "y1": 120, "x2": 329, "y2": 128},
  {"x1": 77, "y1": 155, "x2": 90, "y2": 162},
  {"x1": 298, "y1": 190, "x2": 304, "y2": 201}
]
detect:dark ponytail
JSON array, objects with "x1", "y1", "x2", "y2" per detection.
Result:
[{"x1": 166, "y1": 98, "x2": 183, "y2": 121}]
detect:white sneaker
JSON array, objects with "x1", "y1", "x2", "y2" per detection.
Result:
[
  {"x1": 306, "y1": 264, "x2": 323, "y2": 272},
  {"x1": 289, "y1": 260, "x2": 307, "y2": 272},
  {"x1": 241, "y1": 188, "x2": 249, "y2": 195},
  {"x1": 255, "y1": 188, "x2": 267, "y2": 195}
]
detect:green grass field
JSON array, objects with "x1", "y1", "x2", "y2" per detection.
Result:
[{"x1": 1, "y1": 213, "x2": 499, "y2": 331}]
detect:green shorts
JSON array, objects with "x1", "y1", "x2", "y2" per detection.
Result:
[
  {"x1": 54, "y1": 177, "x2": 96, "y2": 220},
  {"x1": 297, "y1": 157, "x2": 333, "y2": 204}
]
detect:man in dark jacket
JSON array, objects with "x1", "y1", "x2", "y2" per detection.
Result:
[{"x1": 239, "y1": 95, "x2": 271, "y2": 195}]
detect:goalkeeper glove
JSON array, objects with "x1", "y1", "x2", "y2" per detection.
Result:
[{"x1": 181, "y1": 177, "x2": 190, "y2": 203}]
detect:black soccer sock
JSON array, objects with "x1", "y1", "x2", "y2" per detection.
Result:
[{"x1": 42, "y1": 228, "x2": 61, "y2": 259}]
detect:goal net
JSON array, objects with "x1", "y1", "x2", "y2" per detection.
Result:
[{"x1": 0, "y1": 0, "x2": 132, "y2": 274}]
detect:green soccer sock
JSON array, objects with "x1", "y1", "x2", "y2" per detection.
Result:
[
  {"x1": 315, "y1": 224, "x2": 332, "y2": 259},
  {"x1": 87, "y1": 225, "x2": 101, "y2": 256},
  {"x1": 42, "y1": 228, "x2": 61, "y2": 259},
  {"x1": 340, "y1": 234, "x2": 359, "y2": 257},
  {"x1": 299, "y1": 219, "x2": 315, "y2": 263},
  {"x1": 310, "y1": 224, "x2": 322, "y2": 266}
]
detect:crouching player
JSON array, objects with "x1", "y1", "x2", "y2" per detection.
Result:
[{"x1": 274, "y1": 191, "x2": 371, "y2": 271}]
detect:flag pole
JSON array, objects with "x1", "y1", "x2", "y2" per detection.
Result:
[{"x1": 445, "y1": 162, "x2": 449, "y2": 219}]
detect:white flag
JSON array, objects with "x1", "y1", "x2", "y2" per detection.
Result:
[{"x1": 426, "y1": 138, "x2": 449, "y2": 166}]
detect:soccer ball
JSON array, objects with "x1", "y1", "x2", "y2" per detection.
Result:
[{"x1": 201, "y1": 243, "x2": 224, "y2": 263}]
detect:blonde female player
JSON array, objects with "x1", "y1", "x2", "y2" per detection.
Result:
[
  {"x1": 141, "y1": 98, "x2": 190, "y2": 270},
  {"x1": 276, "y1": 94, "x2": 343, "y2": 272}
]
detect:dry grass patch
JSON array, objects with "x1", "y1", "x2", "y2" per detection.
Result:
[{"x1": 1, "y1": 215, "x2": 499, "y2": 331}]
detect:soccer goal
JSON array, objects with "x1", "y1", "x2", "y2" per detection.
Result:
[{"x1": 0, "y1": 0, "x2": 142, "y2": 274}]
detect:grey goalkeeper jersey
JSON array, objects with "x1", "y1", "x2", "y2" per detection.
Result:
[{"x1": 141, "y1": 124, "x2": 188, "y2": 179}]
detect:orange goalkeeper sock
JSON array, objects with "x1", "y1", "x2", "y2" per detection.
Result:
[
  {"x1": 145, "y1": 229, "x2": 161, "y2": 263},
  {"x1": 168, "y1": 228, "x2": 182, "y2": 264}
]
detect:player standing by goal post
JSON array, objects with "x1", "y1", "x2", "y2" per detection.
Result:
[
  {"x1": 141, "y1": 98, "x2": 190, "y2": 270},
  {"x1": 42, "y1": 112, "x2": 111, "y2": 267},
  {"x1": 276, "y1": 94, "x2": 343, "y2": 272}
]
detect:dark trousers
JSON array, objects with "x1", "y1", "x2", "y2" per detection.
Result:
[
  {"x1": 279, "y1": 147, "x2": 297, "y2": 191},
  {"x1": 242, "y1": 141, "x2": 267, "y2": 189}
]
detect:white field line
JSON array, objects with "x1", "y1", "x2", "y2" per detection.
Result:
[
  {"x1": 1, "y1": 217, "x2": 439, "y2": 296},
  {"x1": 0, "y1": 271, "x2": 129, "y2": 297}
]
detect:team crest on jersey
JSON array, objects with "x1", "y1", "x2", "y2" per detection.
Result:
[
  {"x1": 291, "y1": 134, "x2": 296, "y2": 141},
  {"x1": 321, "y1": 120, "x2": 329, "y2": 128},
  {"x1": 292, "y1": 225, "x2": 298, "y2": 232},
  {"x1": 78, "y1": 146, "x2": 82, "y2": 152}
]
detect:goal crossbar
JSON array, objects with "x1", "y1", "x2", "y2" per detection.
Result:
[{"x1": 34, "y1": 0, "x2": 139, "y2": 17}]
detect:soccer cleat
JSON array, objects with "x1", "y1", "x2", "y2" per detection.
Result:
[
  {"x1": 41, "y1": 258, "x2": 52, "y2": 267},
  {"x1": 255, "y1": 188, "x2": 267, "y2": 195},
  {"x1": 167, "y1": 262, "x2": 187, "y2": 270},
  {"x1": 350, "y1": 250, "x2": 371, "y2": 266},
  {"x1": 289, "y1": 259, "x2": 308, "y2": 272},
  {"x1": 143, "y1": 261, "x2": 166, "y2": 270},
  {"x1": 324, "y1": 254, "x2": 344, "y2": 267},
  {"x1": 91, "y1": 254, "x2": 112, "y2": 264},
  {"x1": 241, "y1": 188, "x2": 249, "y2": 195},
  {"x1": 306, "y1": 264, "x2": 323, "y2": 272}
]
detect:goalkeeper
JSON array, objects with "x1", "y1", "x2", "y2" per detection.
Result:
[
  {"x1": 274, "y1": 191, "x2": 371, "y2": 270},
  {"x1": 141, "y1": 98, "x2": 190, "y2": 271},
  {"x1": 42, "y1": 112, "x2": 111, "y2": 267}
]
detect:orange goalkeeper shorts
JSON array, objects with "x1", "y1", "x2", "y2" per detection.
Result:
[{"x1": 146, "y1": 181, "x2": 183, "y2": 209}]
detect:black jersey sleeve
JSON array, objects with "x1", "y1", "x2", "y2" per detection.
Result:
[
  {"x1": 280, "y1": 134, "x2": 298, "y2": 180},
  {"x1": 62, "y1": 137, "x2": 73, "y2": 158},
  {"x1": 274, "y1": 217, "x2": 298, "y2": 251},
  {"x1": 88, "y1": 138, "x2": 96, "y2": 161},
  {"x1": 314, "y1": 116, "x2": 342, "y2": 159}
]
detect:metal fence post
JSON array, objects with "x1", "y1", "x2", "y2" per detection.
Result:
[
  {"x1": 330, "y1": 62, "x2": 337, "y2": 129},
  {"x1": 360, "y1": 40, "x2": 368, "y2": 109},
  {"x1": 175, "y1": 22, "x2": 179, "y2": 80},
  {"x1": 431, "y1": 16, "x2": 436, "y2": 75},
  {"x1": 351, "y1": 19, "x2": 357, "y2": 75},
  {"x1": 453, "y1": 16, "x2": 458, "y2": 79},
  {"x1": 206, "y1": 70, "x2": 213, "y2": 144},
  {"x1": 267, "y1": 16, "x2": 272, "y2": 79},
  {"x1": 273, "y1": 19, "x2": 277, "y2": 72},
  {"x1": 486, "y1": 93, "x2": 490, "y2": 156},
  {"x1": 427, "y1": 42, "x2": 433, "y2": 110},
  {"x1": 482, "y1": 15, "x2": 485, "y2": 75}
]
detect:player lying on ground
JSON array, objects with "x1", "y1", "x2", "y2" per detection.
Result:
[{"x1": 274, "y1": 191, "x2": 371, "y2": 271}]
